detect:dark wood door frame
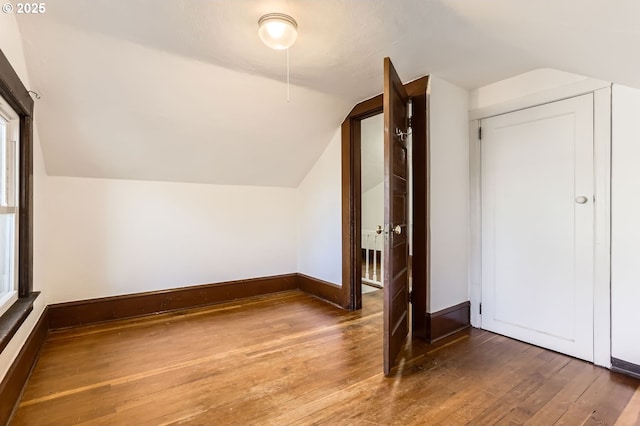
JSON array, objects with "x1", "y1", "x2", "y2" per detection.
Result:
[{"x1": 340, "y1": 76, "x2": 429, "y2": 339}]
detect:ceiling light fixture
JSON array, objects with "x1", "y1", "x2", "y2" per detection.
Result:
[
  {"x1": 258, "y1": 13, "x2": 298, "y2": 102},
  {"x1": 258, "y1": 13, "x2": 298, "y2": 50}
]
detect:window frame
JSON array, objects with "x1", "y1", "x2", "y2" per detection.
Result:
[
  {"x1": 0, "y1": 106, "x2": 20, "y2": 316},
  {"x1": 0, "y1": 47, "x2": 36, "y2": 354}
]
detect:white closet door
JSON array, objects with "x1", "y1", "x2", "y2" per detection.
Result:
[{"x1": 481, "y1": 93, "x2": 594, "y2": 362}]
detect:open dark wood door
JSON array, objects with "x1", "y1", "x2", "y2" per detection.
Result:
[{"x1": 383, "y1": 57, "x2": 410, "y2": 376}]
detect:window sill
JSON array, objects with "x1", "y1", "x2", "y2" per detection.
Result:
[{"x1": 0, "y1": 292, "x2": 40, "y2": 354}]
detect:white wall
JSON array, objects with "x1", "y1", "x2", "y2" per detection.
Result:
[
  {"x1": 45, "y1": 177, "x2": 297, "y2": 303},
  {"x1": 611, "y1": 84, "x2": 640, "y2": 366},
  {"x1": 296, "y1": 129, "x2": 342, "y2": 285},
  {"x1": 470, "y1": 69, "x2": 610, "y2": 122},
  {"x1": 0, "y1": 13, "x2": 48, "y2": 380},
  {"x1": 362, "y1": 182, "x2": 383, "y2": 234},
  {"x1": 429, "y1": 76, "x2": 470, "y2": 313},
  {"x1": 470, "y1": 68, "x2": 592, "y2": 110},
  {"x1": 360, "y1": 113, "x2": 384, "y2": 193}
]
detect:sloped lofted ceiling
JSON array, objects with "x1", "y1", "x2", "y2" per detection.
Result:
[{"x1": 15, "y1": 0, "x2": 640, "y2": 186}]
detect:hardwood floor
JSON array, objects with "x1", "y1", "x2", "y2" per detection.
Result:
[{"x1": 12, "y1": 290, "x2": 640, "y2": 425}]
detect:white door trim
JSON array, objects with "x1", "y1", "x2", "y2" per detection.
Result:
[
  {"x1": 592, "y1": 87, "x2": 612, "y2": 368},
  {"x1": 469, "y1": 86, "x2": 612, "y2": 368},
  {"x1": 469, "y1": 78, "x2": 610, "y2": 121}
]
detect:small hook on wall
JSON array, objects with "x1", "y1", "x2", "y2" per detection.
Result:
[{"x1": 28, "y1": 90, "x2": 41, "y2": 100}]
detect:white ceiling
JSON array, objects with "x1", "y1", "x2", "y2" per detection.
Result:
[{"x1": 15, "y1": 0, "x2": 640, "y2": 186}]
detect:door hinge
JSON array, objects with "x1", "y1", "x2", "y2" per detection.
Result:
[
  {"x1": 479, "y1": 303, "x2": 482, "y2": 315},
  {"x1": 478, "y1": 126, "x2": 482, "y2": 140},
  {"x1": 408, "y1": 290, "x2": 412, "y2": 304}
]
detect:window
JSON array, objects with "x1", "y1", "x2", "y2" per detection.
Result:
[
  {"x1": 0, "y1": 100, "x2": 19, "y2": 316},
  {"x1": 0, "y1": 48, "x2": 35, "y2": 354}
]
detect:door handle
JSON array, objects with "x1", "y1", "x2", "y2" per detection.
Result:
[
  {"x1": 575, "y1": 196, "x2": 588, "y2": 204},
  {"x1": 393, "y1": 225, "x2": 402, "y2": 235},
  {"x1": 376, "y1": 225, "x2": 383, "y2": 235}
]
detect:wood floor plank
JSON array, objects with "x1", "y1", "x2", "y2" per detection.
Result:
[
  {"x1": 555, "y1": 371, "x2": 639, "y2": 425},
  {"x1": 465, "y1": 351, "x2": 570, "y2": 424},
  {"x1": 523, "y1": 362, "x2": 603, "y2": 425},
  {"x1": 418, "y1": 348, "x2": 563, "y2": 425},
  {"x1": 21, "y1": 294, "x2": 359, "y2": 402},
  {"x1": 615, "y1": 385, "x2": 640, "y2": 425},
  {"x1": 11, "y1": 289, "x2": 640, "y2": 425},
  {"x1": 496, "y1": 357, "x2": 586, "y2": 425}
]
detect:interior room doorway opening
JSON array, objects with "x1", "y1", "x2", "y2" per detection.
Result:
[
  {"x1": 359, "y1": 113, "x2": 414, "y2": 299},
  {"x1": 340, "y1": 62, "x2": 429, "y2": 375},
  {"x1": 360, "y1": 113, "x2": 385, "y2": 296},
  {"x1": 341, "y1": 79, "x2": 429, "y2": 315}
]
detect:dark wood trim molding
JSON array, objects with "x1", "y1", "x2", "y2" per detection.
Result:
[
  {"x1": 342, "y1": 111, "x2": 368, "y2": 310},
  {"x1": 48, "y1": 274, "x2": 299, "y2": 330},
  {"x1": 0, "y1": 46, "x2": 44, "y2": 426},
  {"x1": 297, "y1": 274, "x2": 343, "y2": 308},
  {"x1": 1, "y1": 272, "x2": 346, "y2": 422},
  {"x1": 47, "y1": 273, "x2": 349, "y2": 330},
  {"x1": 0, "y1": 307, "x2": 48, "y2": 425},
  {"x1": 348, "y1": 95, "x2": 383, "y2": 119},
  {"x1": 0, "y1": 48, "x2": 34, "y2": 298},
  {"x1": 611, "y1": 357, "x2": 640, "y2": 380},
  {"x1": 425, "y1": 301, "x2": 470, "y2": 343},
  {"x1": 341, "y1": 75, "x2": 430, "y2": 335},
  {"x1": 0, "y1": 46, "x2": 37, "y2": 359},
  {"x1": 406, "y1": 77, "x2": 429, "y2": 339},
  {"x1": 0, "y1": 292, "x2": 39, "y2": 353},
  {"x1": 18, "y1": 114, "x2": 34, "y2": 297},
  {"x1": 0, "y1": 50, "x2": 33, "y2": 114}
]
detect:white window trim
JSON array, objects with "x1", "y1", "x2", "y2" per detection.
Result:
[
  {"x1": 0, "y1": 98, "x2": 19, "y2": 315},
  {"x1": 0, "y1": 290, "x2": 17, "y2": 317}
]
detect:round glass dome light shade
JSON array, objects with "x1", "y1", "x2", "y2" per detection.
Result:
[{"x1": 258, "y1": 13, "x2": 298, "y2": 50}]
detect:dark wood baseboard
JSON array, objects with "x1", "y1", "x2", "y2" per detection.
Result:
[
  {"x1": 1, "y1": 272, "x2": 343, "y2": 422},
  {"x1": 425, "y1": 301, "x2": 470, "y2": 343},
  {"x1": 296, "y1": 274, "x2": 344, "y2": 308},
  {"x1": 48, "y1": 273, "x2": 347, "y2": 330},
  {"x1": 611, "y1": 357, "x2": 640, "y2": 380},
  {"x1": 48, "y1": 274, "x2": 298, "y2": 330},
  {"x1": 0, "y1": 307, "x2": 48, "y2": 425}
]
